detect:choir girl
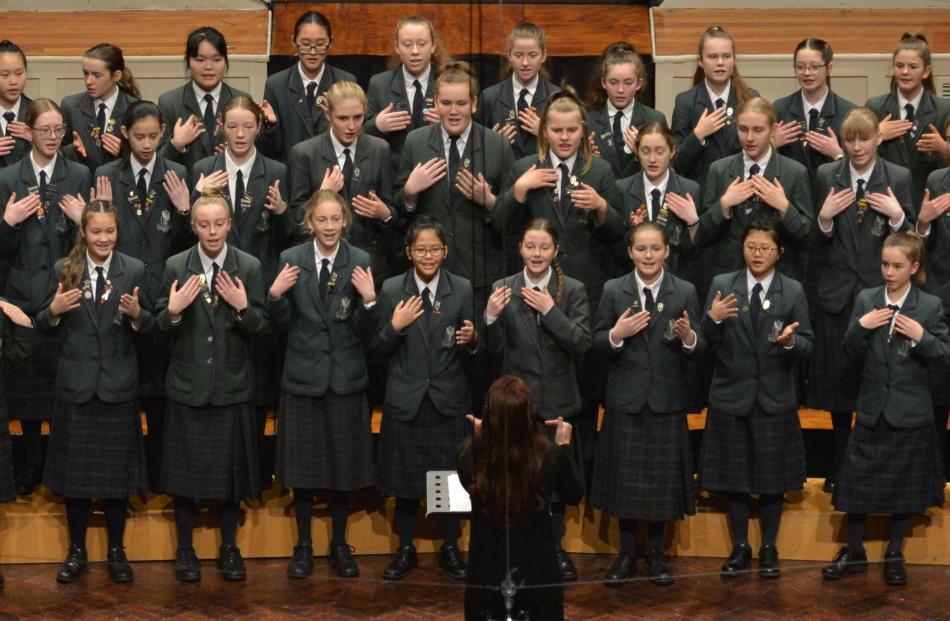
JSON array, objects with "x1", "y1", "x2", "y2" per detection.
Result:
[{"x1": 0, "y1": 40, "x2": 32, "y2": 169}]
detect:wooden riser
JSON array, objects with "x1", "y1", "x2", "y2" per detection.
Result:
[{"x1": 2, "y1": 479, "x2": 948, "y2": 566}]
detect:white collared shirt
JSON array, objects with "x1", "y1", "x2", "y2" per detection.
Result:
[
  {"x1": 86, "y1": 250, "x2": 114, "y2": 283},
  {"x1": 485, "y1": 267, "x2": 553, "y2": 325},
  {"x1": 898, "y1": 89, "x2": 924, "y2": 120},
  {"x1": 705, "y1": 80, "x2": 731, "y2": 109},
  {"x1": 93, "y1": 89, "x2": 120, "y2": 125},
  {"x1": 414, "y1": 269, "x2": 440, "y2": 303},
  {"x1": 606, "y1": 100, "x2": 636, "y2": 154},
  {"x1": 329, "y1": 131, "x2": 357, "y2": 170},
  {"x1": 0, "y1": 97, "x2": 21, "y2": 134},
  {"x1": 402, "y1": 65, "x2": 432, "y2": 115},
  {"x1": 742, "y1": 148, "x2": 772, "y2": 180},
  {"x1": 746, "y1": 268, "x2": 775, "y2": 305},
  {"x1": 30, "y1": 151, "x2": 56, "y2": 185},
  {"x1": 843, "y1": 161, "x2": 904, "y2": 232},
  {"x1": 193, "y1": 81, "x2": 223, "y2": 118},
  {"x1": 885, "y1": 285, "x2": 912, "y2": 339},
  {"x1": 801, "y1": 87, "x2": 829, "y2": 119},
  {"x1": 550, "y1": 150, "x2": 578, "y2": 198},
  {"x1": 643, "y1": 171, "x2": 670, "y2": 221},
  {"x1": 130, "y1": 154, "x2": 157, "y2": 190},
  {"x1": 512, "y1": 73, "x2": 539, "y2": 108},
  {"x1": 198, "y1": 243, "x2": 227, "y2": 284},
  {"x1": 441, "y1": 122, "x2": 472, "y2": 164},
  {"x1": 297, "y1": 62, "x2": 325, "y2": 98},
  {"x1": 225, "y1": 148, "x2": 256, "y2": 208},
  {"x1": 313, "y1": 240, "x2": 339, "y2": 273},
  {"x1": 636, "y1": 269, "x2": 663, "y2": 311}
]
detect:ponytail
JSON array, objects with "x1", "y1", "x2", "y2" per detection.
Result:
[
  {"x1": 61, "y1": 200, "x2": 118, "y2": 290},
  {"x1": 85, "y1": 43, "x2": 141, "y2": 100}
]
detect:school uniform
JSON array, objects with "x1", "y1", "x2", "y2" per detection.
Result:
[
  {"x1": 371, "y1": 268, "x2": 474, "y2": 499},
  {"x1": 61, "y1": 89, "x2": 137, "y2": 173},
  {"x1": 155, "y1": 244, "x2": 268, "y2": 501},
  {"x1": 260, "y1": 62, "x2": 357, "y2": 165},
  {"x1": 591, "y1": 270, "x2": 705, "y2": 521},
  {"x1": 922, "y1": 168, "x2": 950, "y2": 407},
  {"x1": 809, "y1": 157, "x2": 915, "y2": 412},
  {"x1": 834, "y1": 285, "x2": 950, "y2": 513},
  {"x1": 476, "y1": 75, "x2": 559, "y2": 160},
  {"x1": 157, "y1": 81, "x2": 251, "y2": 178},
  {"x1": 365, "y1": 67, "x2": 436, "y2": 172},
  {"x1": 670, "y1": 82, "x2": 759, "y2": 184},
  {"x1": 395, "y1": 122, "x2": 515, "y2": 291},
  {"x1": 589, "y1": 102, "x2": 668, "y2": 180},
  {"x1": 289, "y1": 131, "x2": 396, "y2": 280},
  {"x1": 0, "y1": 154, "x2": 91, "y2": 423},
  {"x1": 0, "y1": 94, "x2": 33, "y2": 169},
  {"x1": 0, "y1": 307, "x2": 35, "y2": 502},
  {"x1": 37, "y1": 252, "x2": 151, "y2": 499},
  {"x1": 867, "y1": 89, "x2": 950, "y2": 203},
  {"x1": 699, "y1": 269, "x2": 813, "y2": 495},
  {"x1": 269, "y1": 239, "x2": 376, "y2": 491},
  {"x1": 699, "y1": 149, "x2": 814, "y2": 281},
  {"x1": 617, "y1": 170, "x2": 702, "y2": 278}
]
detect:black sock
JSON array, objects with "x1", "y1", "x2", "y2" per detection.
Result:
[
  {"x1": 103, "y1": 499, "x2": 127, "y2": 550},
  {"x1": 887, "y1": 514, "x2": 909, "y2": 555},
  {"x1": 293, "y1": 488, "x2": 314, "y2": 546},
  {"x1": 330, "y1": 491, "x2": 350, "y2": 547},
  {"x1": 618, "y1": 519, "x2": 637, "y2": 557},
  {"x1": 725, "y1": 493, "x2": 751, "y2": 546},
  {"x1": 218, "y1": 501, "x2": 240, "y2": 548},
  {"x1": 847, "y1": 513, "x2": 867, "y2": 553},
  {"x1": 758, "y1": 494, "x2": 784, "y2": 547},
  {"x1": 647, "y1": 521, "x2": 665, "y2": 554},
  {"x1": 830, "y1": 410, "x2": 853, "y2": 480},
  {"x1": 21, "y1": 421, "x2": 42, "y2": 468},
  {"x1": 551, "y1": 502, "x2": 566, "y2": 547},
  {"x1": 394, "y1": 498, "x2": 419, "y2": 549},
  {"x1": 441, "y1": 515, "x2": 460, "y2": 548},
  {"x1": 64, "y1": 498, "x2": 91, "y2": 551},
  {"x1": 173, "y1": 496, "x2": 196, "y2": 551}
]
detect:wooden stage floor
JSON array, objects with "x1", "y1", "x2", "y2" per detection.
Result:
[{"x1": 1, "y1": 553, "x2": 949, "y2": 619}]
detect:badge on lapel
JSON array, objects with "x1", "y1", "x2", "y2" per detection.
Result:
[
  {"x1": 441, "y1": 325, "x2": 456, "y2": 348},
  {"x1": 81, "y1": 279, "x2": 93, "y2": 300}
]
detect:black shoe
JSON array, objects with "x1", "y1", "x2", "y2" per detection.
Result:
[
  {"x1": 758, "y1": 545, "x2": 781, "y2": 579},
  {"x1": 556, "y1": 548, "x2": 578, "y2": 581},
  {"x1": 822, "y1": 479, "x2": 835, "y2": 494},
  {"x1": 822, "y1": 546, "x2": 868, "y2": 580},
  {"x1": 15, "y1": 466, "x2": 39, "y2": 497},
  {"x1": 645, "y1": 548, "x2": 675, "y2": 586},
  {"x1": 383, "y1": 545, "x2": 417, "y2": 581},
  {"x1": 329, "y1": 543, "x2": 359, "y2": 578},
  {"x1": 720, "y1": 543, "x2": 752, "y2": 578},
  {"x1": 56, "y1": 545, "x2": 88, "y2": 583},
  {"x1": 287, "y1": 543, "x2": 313, "y2": 579},
  {"x1": 883, "y1": 551, "x2": 908, "y2": 586},
  {"x1": 604, "y1": 552, "x2": 636, "y2": 587},
  {"x1": 218, "y1": 545, "x2": 246, "y2": 581},
  {"x1": 439, "y1": 544, "x2": 468, "y2": 580},
  {"x1": 107, "y1": 547, "x2": 134, "y2": 583},
  {"x1": 174, "y1": 547, "x2": 201, "y2": 582}
]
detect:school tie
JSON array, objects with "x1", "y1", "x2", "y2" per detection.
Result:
[
  {"x1": 3, "y1": 111, "x2": 15, "y2": 136},
  {"x1": 887, "y1": 303, "x2": 901, "y2": 339},
  {"x1": 643, "y1": 286, "x2": 656, "y2": 314},
  {"x1": 748, "y1": 163, "x2": 760, "y2": 179},
  {"x1": 306, "y1": 81, "x2": 317, "y2": 113},
  {"x1": 422, "y1": 286, "x2": 433, "y2": 314},
  {"x1": 342, "y1": 147, "x2": 354, "y2": 199},
  {"x1": 807, "y1": 108, "x2": 819, "y2": 133},
  {"x1": 137, "y1": 169, "x2": 148, "y2": 207},
  {"x1": 750, "y1": 283, "x2": 763, "y2": 332},
  {"x1": 650, "y1": 188, "x2": 662, "y2": 223},
  {"x1": 96, "y1": 103, "x2": 107, "y2": 138},
  {"x1": 532, "y1": 285, "x2": 542, "y2": 324},
  {"x1": 448, "y1": 135, "x2": 461, "y2": 185},
  {"x1": 210, "y1": 262, "x2": 220, "y2": 299},
  {"x1": 613, "y1": 110, "x2": 627, "y2": 167},
  {"x1": 234, "y1": 170, "x2": 245, "y2": 221},
  {"x1": 411, "y1": 80, "x2": 424, "y2": 129},
  {"x1": 95, "y1": 266, "x2": 106, "y2": 303},
  {"x1": 517, "y1": 88, "x2": 529, "y2": 140},
  {"x1": 39, "y1": 170, "x2": 48, "y2": 203},
  {"x1": 319, "y1": 258, "x2": 330, "y2": 302},
  {"x1": 558, "y1": 163, "x2": 570, "y2": 215},
  {"x1": 905, "y1": 103, "x2": 917, "y2": 138},
  {"x1": 855, "y1": 178, "x2": 867, "y2": 224},
  {"x1": 715, "y1": 98, "x2": 725, "y2": 110},
  {"x1": 203, "y1": 94, "x2": 216, "y2": 136}
]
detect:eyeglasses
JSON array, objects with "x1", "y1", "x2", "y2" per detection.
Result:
[
  {"x1": 31, "y1": 125, "x2": 66, "y2": 138},
  {"x1": 410, "y1": 246, "x2": 446, "y2": 258},
  {"x1": 794, "y1": 63, "x2": 827, "y2": 74},
  {"x1": 743, "y1": 244, "x2": 778, "y2": 256},
  {"x1": 296, "y1": 41, "x2": 330, "y2": 54}
]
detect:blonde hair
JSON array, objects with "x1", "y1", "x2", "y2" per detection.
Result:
[
  {"x1": 537, "y1": 87, "x2": 593, "y2": 175},
  {"x1": 434, "y1": 60, "x2": 479, "y2": 99},
  {"x1": 840, "y1": 107, "x2": 879, "y2": 142},
  {"x1": 388, "y1": 16, "x2": 450, "y2": 72},
  {"x1": 303, "y1": 189, "x2": 351, "y2": 235},
  {"x1": 502, "y1": 22, "x2": 549, "y2": 81},
  {"x1": 61, "y1": 200, "x2": 118, "y2": 290},
  {"x1": 692, "y1": 26, "x2": 753, "y2": 109},
  {"x1": 325, "y1": 81, "x2": 367, "y2": 113},
  {"x1": 191, "y1": 185, "x2": 231, "y2": 222}
]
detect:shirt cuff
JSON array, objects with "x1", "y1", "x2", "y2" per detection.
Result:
[
  {"x1": 485, "y1": 313, "x2": 498, "y2": 326},
  {"x1": 889, "y1": 213, "x2": 905, "y2": 231},
  {"x1": 608, "y1": 330, "x2": 623, "y2": 349},
  {"x1": 819, "y1": 219, "x2": 834, "y2": 235},
  {"x1": 363, "y1": 300, "x2": 377, "y2": 309},
  {"x1": 917, "y1": 221, "x2": 932, "y2": 238},
  {"x1": 682, "y1": 331, "x2": 697, "y2": 352}
]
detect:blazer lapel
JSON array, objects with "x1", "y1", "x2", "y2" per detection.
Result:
[
  {"x1": 180, "y1": 83, "x2": 211, "y2": 153},
  {"x1": 325, "y1": 243, "x2": 350, "y2": 319},
  {"x1": 389, "y1": 71, "x2": 409, "y2": 111},
  {"x1": 183, "y1": 247, "x2": 214, "y2": 322},
  {"x1": 350, "y1": 138, "x2": 371, "y2": 199},
  {"x1": 118, "y1": 165, "x2": 149, "y2": 235},
  {"x1": 287, "y1": 65, "x2": 314, "y2": 136},
  {"x1": 97, "y1": 253, "x2": 125, "y2": 326},
  {"x1": 426, "y1": 126, "x2": 451, "y2": 207},
  {"x1": 732, "y1": 271, "x2": 755, "y2": 345},
  {"x1": 648, "y1": 271, "x2": 675, "y2": 334},
  {"x1": 759, "y1": 274, "x2": 784, "y2": 339},
  {"x1": 510, "y1": 273, "x2": 541, "y2": 347},
  {"x1": 238, "y1": 155, "x2": 266, "y2": 242},
  {"x1": 426, "y1": 271, "x2": 453, "y2": 344},
  {"x1": 299, "y1": 243, "x2": 327, "y2": 321}
]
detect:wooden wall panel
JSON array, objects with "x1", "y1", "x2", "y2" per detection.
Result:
[{"x1": 653, "y1": 9, "x2": 950, "y2": 56}]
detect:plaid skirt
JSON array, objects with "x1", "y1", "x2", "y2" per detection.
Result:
[
  {"x1": 276, "y1": 390, "x2": 375, "y2": 491},
  {"x1": 6, "y1": 332, "x2": 58, "y2": 422},
  {"x1": 591, "y1": 407, "x2": 695, "y2": 521},
  {"x1": 160, "y1": 400, "x2": 263, "y2": 502},
  {"x1": 0, "y1": 432, "x2": 14, "y2": 502},
  {"x1": 43, "y1": 397, "x2": 148, "y2": 499},
  {"x1": 833, "y1": 417, "x2": 945, "y2": 514},
  {"x1": 377, "y1": 394, "x2": 471, "y2": 499},
  {"x1": 809, "y1": 305, "x2": 861, "y2": 412},
  {"x1": 699, "y1": 405, "x2": 806, "y2": 495}
]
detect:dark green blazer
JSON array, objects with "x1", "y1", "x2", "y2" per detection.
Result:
[
  {"x1": 845, "y1": 285, "x2": 950, "y2": 428},
  {"x1": 867, "y1": 89, "x2": 950, "y2": 203},
  {"x1": 773, "y1": 89, "x2": 855, "y2": 182},
  {"x1": 364, "y1": 68, "x2": 436, "y2": 171},
  {"x1": 589, "y1": 103, "x2": 668, "y2": 180},
  {"x1": 702, "y1": 269, "x2": 813, "y2": 415},
  {"x1": 260, "y1": 62, "x2": 357, "y2": 165},
  {"x1": 395, "y1": 123, "x2": 515, "y2": 289},
  {"x1": 371, "y1": 269, "x2": 475, "y2": 421},
  {"x1": 156, "y1": 245, "x2": 268, "y2": 407},
  {"x1": 670, "y1": 82, "x2": 759, "y2": 183},
  {"x1": 269, "y1": 239, "x2": 375, "y2": 397},
  {"x1": 476, "y1": 76, "x2": 559, "y2": 160},
  {"x1": 0, "y1": 303, "x2": 36, "y2": 431},
  {"x1": 0, "y1": 94, "x2": 32, "y2": 170},
  {"x1": 813, "y1": 157, "x2": 915, "y2": 314},
  {"x1": 37, "y1": 252, "x2": 154, "y2": 404},
  {"x1": 486, "y1": 271, "x2": 590, "y2": 419},
  {"x1": 594, "y1": 271, "x2": 705, "y2": 414},
  {"x1": 61, "y1": 89, "x2": 137, "y2": 173},
  {"x1": 191, "y1": 152, "x2": 293, "y2": 288},
  {"x1": 0, "y1": 155, "x2": 91, "y2": 312},
  {"x1": 922, "y1": 168, "x2": 950, "y2": 312},
  {"x1": 498, "y1": 154, "x2": 625, "y2": 310},
  {"x1": 616, "y1": 171, "x2": 701, "y2": 278},
  {"x1": 157, "y1": 81, "x2": 251, "y2": 175},
  {"x1": 699, "y1": 151, "x2": 813, "y2": 280},
  {"x1": 94, "y1": 157, "x2": 192, "y2": 305},
  {"x1": 288, "y1": 131, "x2": 395, "y2": 280}
]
